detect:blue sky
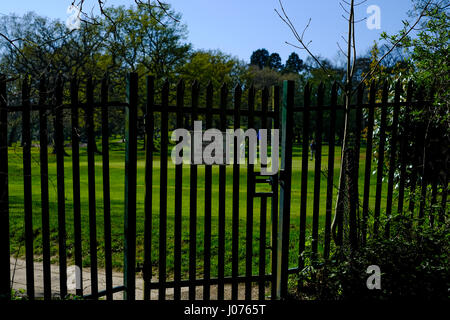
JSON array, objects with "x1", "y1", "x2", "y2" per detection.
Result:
[{"x1": 0, "y1": 0, "x2": 415, "y2": 63}]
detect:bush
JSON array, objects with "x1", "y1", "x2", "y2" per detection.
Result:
[{"x1": 296, "y1": 215, "x2": 450, "y2": 300}]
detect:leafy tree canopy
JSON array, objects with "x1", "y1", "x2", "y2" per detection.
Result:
[
  {"x1": 268, "y1": 52, "x2": 283, "y2": 71},
  {"x1": 250, "y1": 48, "x2": 270, "y2": 69},
  {"x1": 283, "y1": 52, "x2": 304, "y2": 74}
]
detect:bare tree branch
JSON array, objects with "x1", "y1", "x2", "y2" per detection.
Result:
[
  {"x1": 275, "y1": 0, "x2": 345, "y2": 88},
  {"x1": 340, "y1": 2, "x2": 350, "y2": 15},
  {"x1": 345, "y1": 0, "x2": 354, "y2": 88},
  {"x1": 72, "y1": 0, "x2": 179, "y2": 27},
  {"x1": 355, "y1": 0, "x2": 433, "y2": 93},
  {"x1": 350, "y1": 5, "x2": 357, "y2": 80},
  {"x1": 342, "y1": 0, "x2": 368, "y2": 7},
  {"x1": 337, "y1": 42, "x2": 348, "y2": 58}
]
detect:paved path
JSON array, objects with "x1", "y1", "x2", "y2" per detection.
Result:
[{"x1": 10, "y1": 258, "x2": 264, "y2": 300}]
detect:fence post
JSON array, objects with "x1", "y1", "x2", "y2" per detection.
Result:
[
  {"x1": 54, "y1": 75, "x2": 67, "y2": 298},
  {"x1": 172, "y1": 79, "x2": 184, "y2": 300},
  {"x1": 397, "y1": 82, "x2": 414, "y2": 216},
  {"x1": 298, "y1": 83, "x2": 310, "y2": 287},
  {"x1": 362, "y1": 81, "x2": 376, "y2": 245},
  {"x1": 418, "y1": 86, "x2": 428, "y2": 224},
  {"x1": 373, "y1": 81, "x2": 389, "y2": 238},
  {"x1": 39, "y1": 77, "x2": 52, "y2": 299},
  {"x1": 188, "y1": 80, "x2": 200, "y2": 300},
  {"x1": 245, "y1": 85, "x2": 255, "y2": 300},
  {"x1": 0, "y1": 74, "x2": 9, "y2": 300},
  {"x1": 101, "y1": 76, "x2": 113, "y2": 300},
  {"x1": 312, "y1": 83, "x2": 324, "y2": 254},
  {"x1": 385, "y1": 81, "x2": 402, "y2": 237},
  {"x1": 217, "y1": 84, "x2": 228, "y2": 300},
  {"x1": 270, "y1": 86, "x2": 280, "y2": 300},
  {"x1": 277, "y1": 80, "x2": 294, "y2": 299},
  {"x1": 159, "y1": 80, "x2": 170, "y2": 300},
  {"x1": 259, "y1": 86, "x2": 269, "y2": 301},
  {"x1": 270, "y1": 85, "x2": 280, "y2": 300},
  {"x1": 22, "y1": 76, "x2": 35, "y2": 299},
  {"x1": 70, "y1": 78, "x2": 83, "y2": 297},
  {"x1": 204, "y1": 82, "x2": 213, "y2": 300},
  {"x1": 231, "y1": 84, "x2": 241, "y2": 300},
  {"x1": 143, "y1": 76, "x2": 155, "y2": 300},
  {"x1": 86, "y1": 77, "x2": 98, "y2": 298},
  {"x1": 124, "y1": 72, "x2": 138, "y2": 300}
]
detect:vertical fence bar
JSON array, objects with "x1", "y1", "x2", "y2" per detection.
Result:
[
  {"x1": 261, "y1": 87, "x2": 269, "y2": 141},
  {"x1": 70, "y1": 78, "x2": 83, "y2": 297},
  {"x1": 312, "y1": 83, "x2": 324, "y2": 254},
  {"x1": 349, "y1": 85, "x2": 364, "y2": 250},
  {"x1": 144, "y1": 76, "x2": 155, "y2": 300},
  {"x1": 385, "y1": 81, "x2": 401, "y2": 237},
  {"x1": 231, "y1": 84, "x2": 242, "y2": 300},
  {"x1": 0, "y1": 75, "x2": 9, "y2": 300},
  {"x1": 259, "y1": 196, "x2": 267, "y2": 300},
  {"x1": 298, "y1": 83, "x2": 310, "y2": 286},
  {"x1": 245, "y1": 86, "x2": 255, "y2": 300},
  {"x1": 440, "y1": 177, "x2": 448, "y2": 224},
  {"x1": 86, "y1": 77, "x2": 98, "y2": 298},
  {"x1": 362, "y1": 81, "x2": 376, "y2": 244},
  {"x1": 374, "y1": 81, "x2": 389, "y2": 237},
  {"x1": 278, "y1": 80, "x2": 295, "y2": 299},
  {"x1": 159, "y1": 80, "x2": 169, "y2": 300},
  {"x1": 217, "y1": 84, "x2": 228, "y2": 300},
  {"x1": 39, "y1": 77, "x2": 51, "y2": 299},
  {"x1": 188, "y1": 80, "x2": 199, "y2": 300},
  {"x1": 101, "y1": 77, "x2": 113, "y2": 300},
  {"x1": 271, "y1": 85, "x2": 280, "y2": 300},
  {"x1": 324, "y1": 83, "x2": 337, "y2": 259},
  {"x1": 397, "y1": 82, "x2": 413, "y2": 215},
  {"x1": 54, "y1": 75, "x2": 67, "y2": 298},
  {"x1": 408, "y1": 86, "x2": 422, "y2": 216},
  {"x1": 173, "y1": 79, "x2": 183, "y2": 300},
  {"x1": 430, "y1": 179, "x2": 438, "y2": 227},
  {"x1": 22, "y1": 77, "x2": 34, "y2": 299},
  {"x1": 427, "y1": 86, "x2": 438, "y2": 228},
  {"x1": 124, "y1": 73, "x2": 138, "y2": 300},
  {"x1": 418, "y1": 87, "x2": 428, "y2": 223},
  {"x1": 258, "y1": 87, "x2": 269, "y2": 300},
  {"x1": 203, "y1": 82, "x2": 213, "y2": 300}
]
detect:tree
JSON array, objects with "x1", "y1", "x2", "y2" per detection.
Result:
[
  {"x1": 0, "y1": 13, "x2": 106, "y2": 151},
  {"x1": 268, "y1": 52, "x2": 283, "y2": 70},
  {"x1": 0, "y1": 13, "x2": 103, "y2": 79},
  {"x1": 284, "y1": 52, "x2": 304, "y2": 73},
  {"x1": 305, "y1": 56, "x2": 345, "y2": 86},
  {"x1": 377, "y1": 0, "x2": 449, "y2": 218},
  {"x1": 0, "y1": 3, "x2": 192, "y2": 149},
  {"x1": 101, "y1": 5, "x2": 191, "y2": 81},
  {"x1": 244, "y1": 64, "x2": 299, "y2": 89},
  {"x1": 178, "y1": 49, "x2": 246, "y2": 107},
  {"x1": 382, "y1": 0, "x2": 449, "y2": 100},
  {"x1": 250, "y1": 48, "x2": 270, "y2": 68},
  {"x1": 276, "y1": 0, "x2": 433, "y2": 249},
  {"x1": 0, "y1": 1, "x2": 180, "y2": 77}
]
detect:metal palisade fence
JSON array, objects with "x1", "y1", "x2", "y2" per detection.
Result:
[{"x1": 0, "y1": 73, "x2": 447, "y2": 301}]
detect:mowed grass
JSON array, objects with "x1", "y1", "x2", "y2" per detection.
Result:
[{"x1": 7, "y1": 138, "x2": 389, "y2": 279}]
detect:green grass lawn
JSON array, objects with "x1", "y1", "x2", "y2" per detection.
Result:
[{"x1": 7, "y1": 138, "x2": 390, "y2": 279}]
